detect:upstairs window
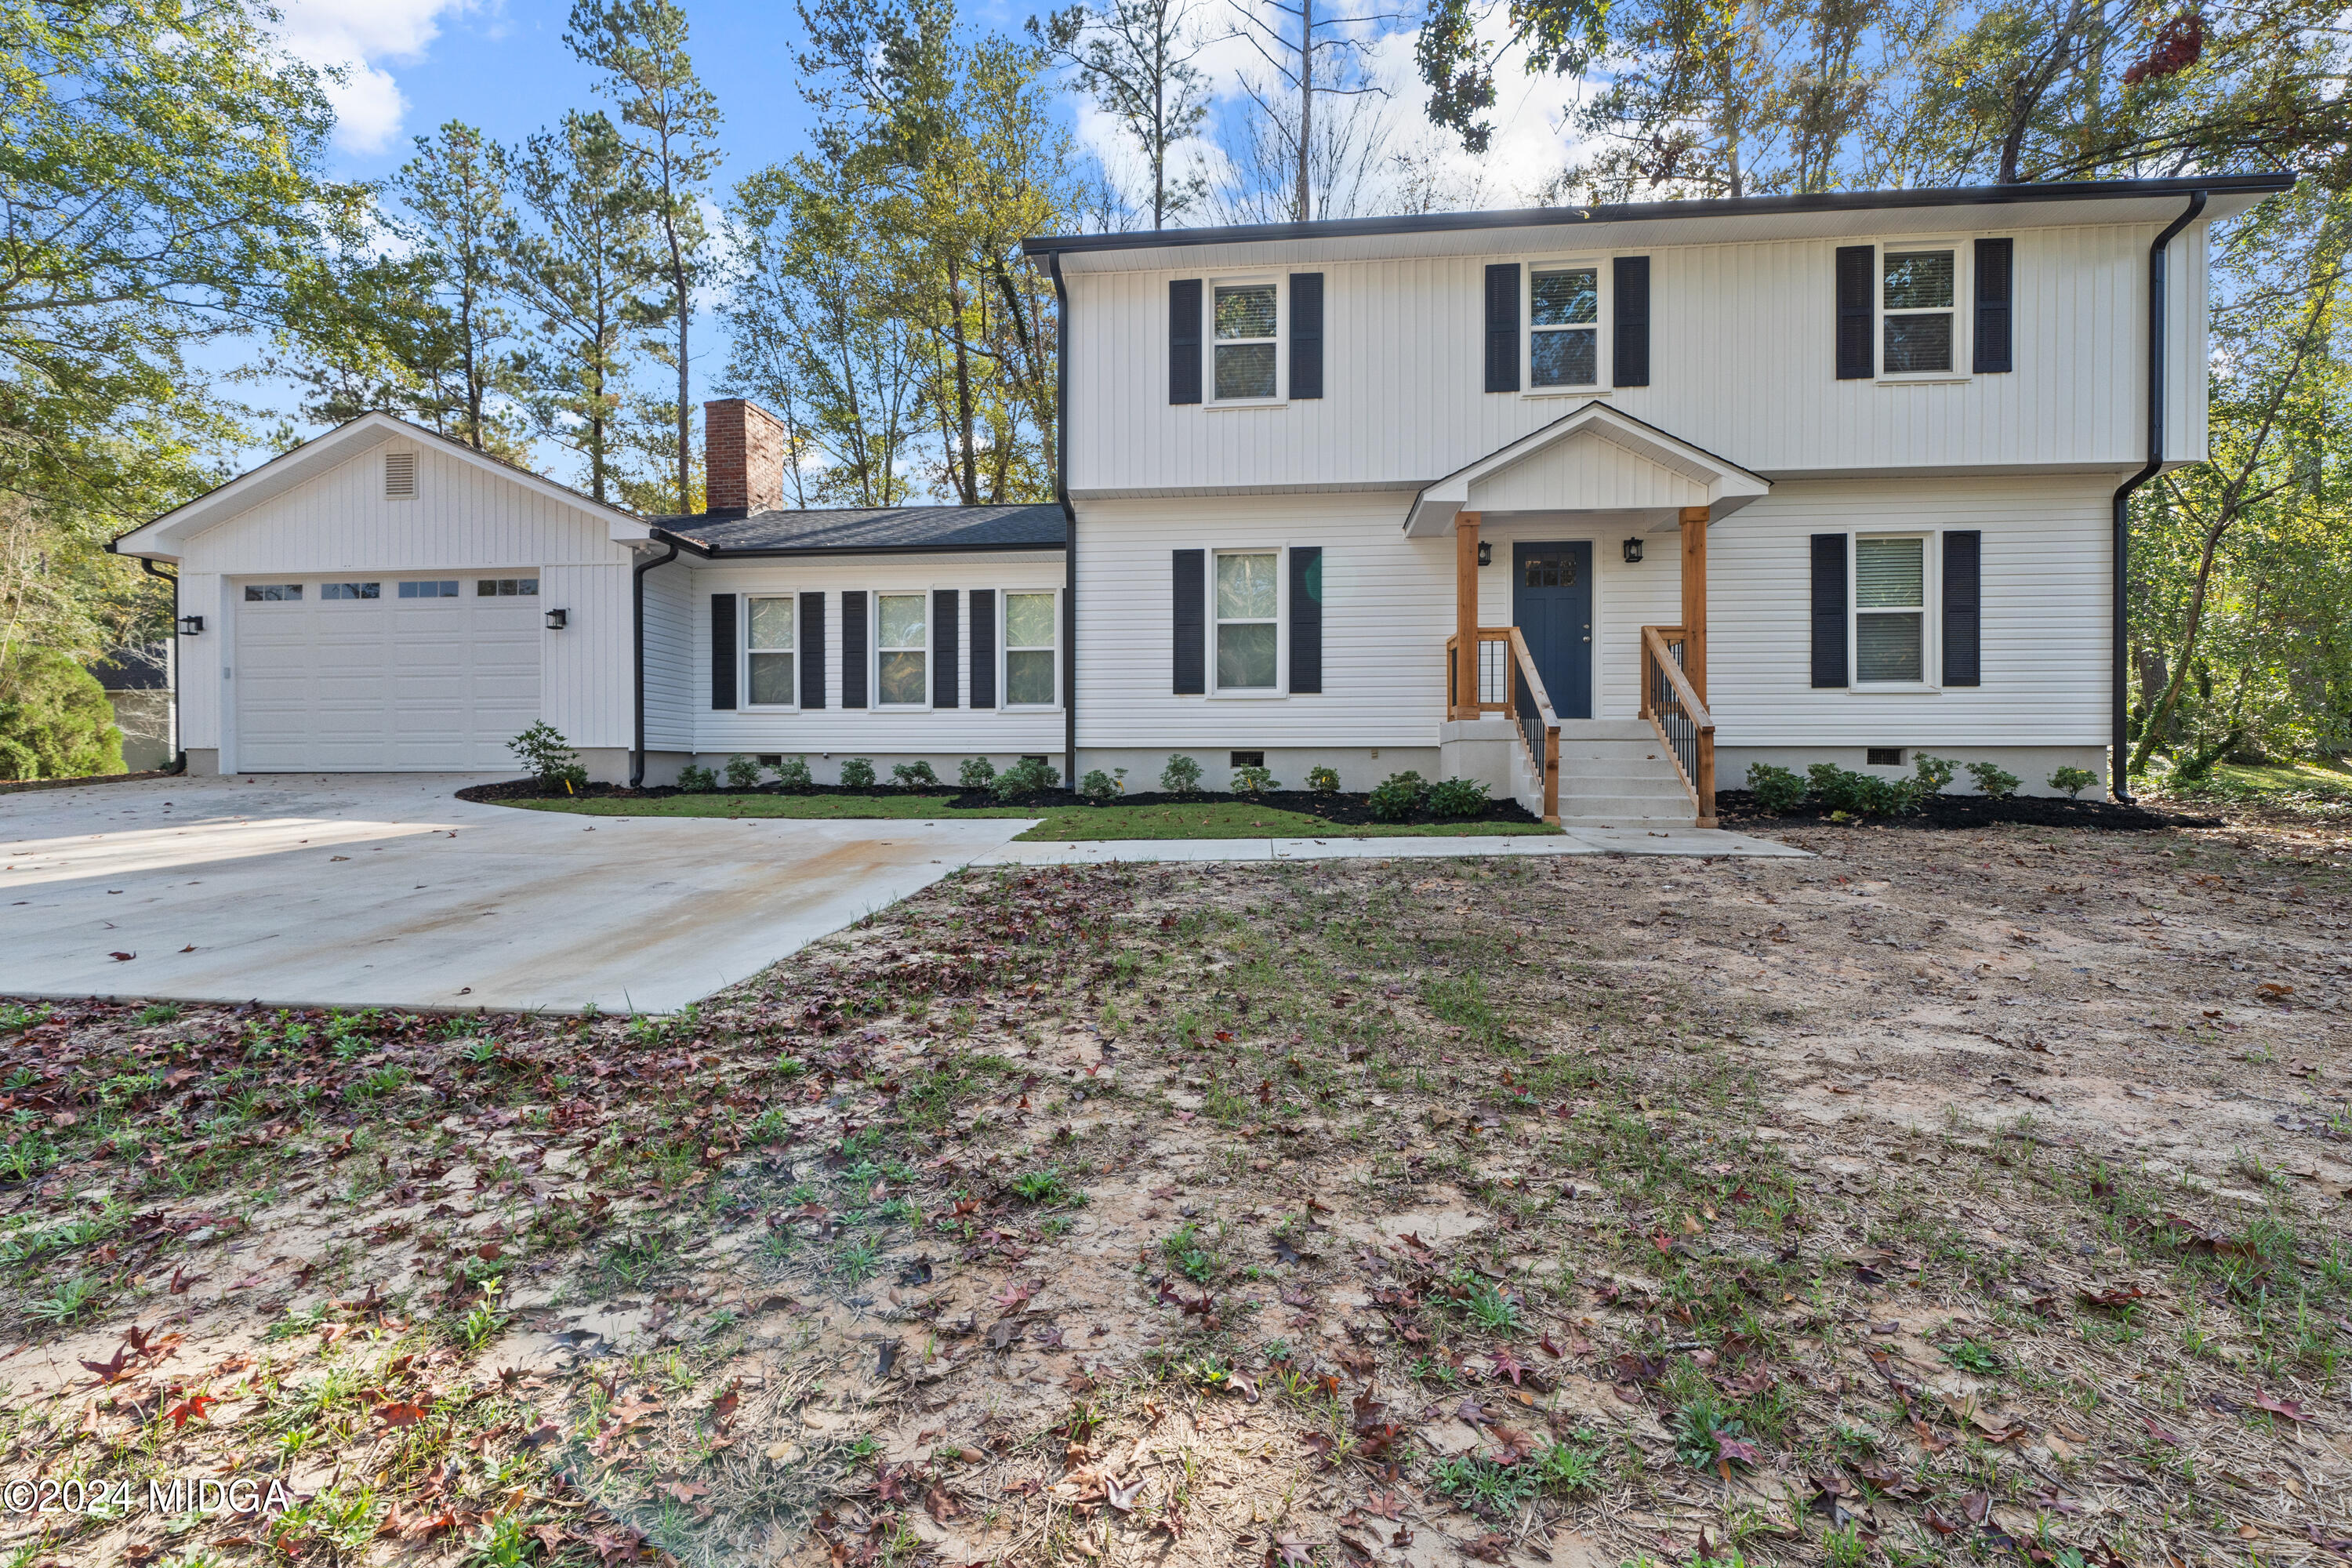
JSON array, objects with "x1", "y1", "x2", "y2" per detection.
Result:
[
  {"x1": 1214, "y1": 551, "x2": 1278, "y2": 690},
  {"x1": 1004, "y1": 591, "x2": 1058, "y2": 706},
  {"x1": 1530, "y1": 265, "x2": 1600, "y2": 387},
  {"x1": 1854, "y1": 535, "x2": 1927, "y2": 681},
  {"x1": 1213, "y1": 282, "x2": 1278, "y2": 401},
  {"x1": 747, "y1": 596, "x2": 796, "y2": 706},
  {"x1": 1882, "y1": 249, "x2": 1956, "y2": 374},
  {"x1": 877, "y1": 592, "x2": 927, "y2": 707}
]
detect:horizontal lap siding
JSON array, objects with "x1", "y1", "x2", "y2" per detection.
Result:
[
  {"x1": 1068, "y1": 223, "x2": 2183, "y2": 495},
  {"x1": 1709, "y1": 474, "x2": 2111, "y2": 746},
  {"x1": 1076, "y1": 495, "x2": 1453, "y2": 749},
  {"x1": 688, "y1": 554, "x2": 1064, "y2": 756},
  {"x1": 641, "y1": 564, "x2": 694, "y2": 752}
]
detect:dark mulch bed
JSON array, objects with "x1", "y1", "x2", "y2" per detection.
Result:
[
  {"x1": 454, "y1": 779, "x2": 1544, "y2": 830},
  {"x1": 1713, "y1": 788, "x2": 2223, "y2": 833}
]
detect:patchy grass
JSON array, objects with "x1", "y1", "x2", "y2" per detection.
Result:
[
  {"x1": 1, "y1": 817, "x2": 2346, "y2": 1568},
  {"x1": 2144, "y1": 757, "x2": 2352, "y2": 815}
]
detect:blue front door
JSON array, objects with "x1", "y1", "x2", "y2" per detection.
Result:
[{"x1": 1512, "y1": 542, "x2": 1593, "y2": 719}]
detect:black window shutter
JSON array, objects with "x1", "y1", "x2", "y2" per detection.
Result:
[
  {"x1": 1612, "y1": 255, "x2": 1650, "y2": 387},
  {"x1": 932, "y1": 587, "x2": 960, "y2": 708},
  {"x1": 1170, "y1": 279, "x2": 1202, "y2": 405},
  {"x1": 1835, "y1": 245, "x2": 1874, "y2": 380},
  {"x1": 1483, "y1": 263, "x2": 1519, "y2": 392},
  {"x1": 1288, "y1": 546, "x2": 1323, "y2": 694},
  {"x1": 1944, "y1": 531, "x2": 1983, "y2": 686},
  {"x1": 1810, "y1": 535, "x2": 1849, "y2": 688},
  {"x1": 969, "y1": 590, "x2": 996, "y2": 709},
  {"x1": 710, "y1": 593, "x2": 737, "y2": 710},
  {"x1": 1172, "y1": 549, "x2": 1205, "y2": 694},
  {"x1": 841, "y1": 591, "x2": 868, "y2": 709},
  {"x1": 799, "y1": 591, "x2": 826, "y2": 709},
  {"x1": 1289, "y1": 272, "x2": 1323, "y2": 399},
  {"x1": 1973, "y1": 238, "x2": 2013, "y2": 374}
]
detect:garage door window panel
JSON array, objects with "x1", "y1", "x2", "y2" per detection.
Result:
[
  {"x1": 322, "y1": 583, "x2": 379, "y2": 600},
  {"x1": 747, "y1": 596, "x2": 797, "y2": 707},
  {"x1": 877, "y1": 593, "x2": 927, "y2": 708},
  {"x1": 244, "y1": 584, "x2": 302, "y2": 601},
  {"x1": 478, "y1": 578, "x2": 539, "y2": 597},
  {"x1": 398, "y1": 580, "x2": 459, "y2": 598}
]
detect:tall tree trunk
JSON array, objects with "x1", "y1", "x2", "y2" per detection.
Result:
[
  {"x1": 951, "y1": 257, "x2": 978, "y2": 504},
  {"x1": 1296, "y1": 0, "x2": 1312, "y2": 223}
]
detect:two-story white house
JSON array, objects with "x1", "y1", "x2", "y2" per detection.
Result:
[{"x1": 112, "y1": 174, "x2": 2289, "y2": 825}]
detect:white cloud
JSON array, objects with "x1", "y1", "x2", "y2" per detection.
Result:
[{"x1": 275, "y1": 0, "x2": 476, "y2": 154}]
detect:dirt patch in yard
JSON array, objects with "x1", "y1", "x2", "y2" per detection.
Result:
[{"x1": 2, "y1": 811, "x2": 2348, "y2": 1568}]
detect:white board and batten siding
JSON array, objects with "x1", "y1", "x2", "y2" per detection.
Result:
[
  {"x1": 167, "y1": 434, "x2": 636, "y2": 768},
  {"x1": 684, "y1": 554, "x2": 1065, "y2": 779},
  {"x1": 1065, "y1": 221, "x2": 2205, "y2": 496}
]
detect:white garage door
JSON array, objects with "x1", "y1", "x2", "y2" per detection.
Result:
[{"x1": 234, "y1": 575, "x2": 543, "y2": 771}]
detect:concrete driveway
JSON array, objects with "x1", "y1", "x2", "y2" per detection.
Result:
[{"x1": 0, "y1": 775, "x2": 1031, "y2": 1014}]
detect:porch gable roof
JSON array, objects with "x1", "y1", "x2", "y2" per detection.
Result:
[{"x1": 1402, "y1": 401, "x2": 1770, "y2": 537}]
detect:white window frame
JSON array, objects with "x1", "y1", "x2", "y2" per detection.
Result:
[
  {"x1": 1000, "y1": 588, "x2": 1062, "y2": 710},
  {"x1": 1209, "y1": 546, "x2": 1286, "y2": 698},
  {"x1": 1525, "y1": 258, "x2": 1610, "y2": 396},
  {"x1": 743, "y1": 593, "x2": 799, "y2": 710},
  {"x1": 1848, "y1": 530, "x2": 1939, "y2": 691},
  {"x1": 872, "y1": 590, "x2": 931, "y2": 710},
  {"x1": 1875, "y1": 239, "x2": 1969, "y2": 383},
  {"x1": 1206, "y1": 274, "x2": 1286, "y2": 408}
]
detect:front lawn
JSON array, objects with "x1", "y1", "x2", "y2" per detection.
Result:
[
  {"x1": 492, "y1": 789, "x2": 1561, "y2": 840},
  {"x1": 2141, "y1": 757, "x2": 2352, "y2": 815}
]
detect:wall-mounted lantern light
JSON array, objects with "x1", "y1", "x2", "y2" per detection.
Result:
[
  {"x1": 1621, "y1": 537, "x2": 1645, "y2": 565},
  {"x1": 545, "y1": 608, "x2": 568, "y2": 630},
  {"x1": 176, "y1": 614, "x2": 204, "y2": 636},
  {"x1": 1475, "y1": 540, "x2": 1492, "y2": 567}
]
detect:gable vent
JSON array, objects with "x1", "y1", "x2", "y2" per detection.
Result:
[{"x1": 384, "y1": 451, "x2": 417, "y2": 499}]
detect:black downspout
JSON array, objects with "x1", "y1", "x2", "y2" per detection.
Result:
[
  {"x1": 2111, "y1": 189, "x2": 2206, "y2": 803},
  {"x1": 1051, "y1": 249, "x2": 1076, "y2": 786},
  {"x1": 632, "y1": 533, "x2": 680, "y2": 787}
]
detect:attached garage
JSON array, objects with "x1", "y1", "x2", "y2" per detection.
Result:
[
  {"x1": 232, "y1": 577, "x2": 546, "y2": 771},
  {"x1": 111, "y1": 414, "x2": 653, "y2": 780}
]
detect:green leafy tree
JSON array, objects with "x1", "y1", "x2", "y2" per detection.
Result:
[
  {"x1": 389, "y1": 122, "x2": 528, "y2": 456},
  {"x1": 0, "y1": 648, "x2": 123, "y2": 780},
  {"x1": 1035, "y1": 0, "x2": 1210, "y2": 228}
]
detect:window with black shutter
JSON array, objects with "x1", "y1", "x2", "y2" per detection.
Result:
[
  {"x1": 799, "y1": 591, "x2": 826, "y2": 709},
  {"x1": 1172, "y1": 549, "x2": 1205, "y2": 694},
  {"x1": 933, "y1": 588, "x2": 960, "y2": 709},
  {"x1": 1835, "y1": 245, "x2": 1874, "y2": 379},
  {"x1": 710, "y1": 593, "x2": 737, "y2": 710},
  {"x1": 1170, "y1": 279, "x2": 1202, "y2": 404},
  {"x1": 969, "y1": 589, "x2": 996, "y2": 709},
  {"x1": 1288, "y1": 546, "x2": 1323, "y2": 694},
  {"x1": 1973, "y1": 239, "x2": 2013, "y2": 373},
  {"x1": 1810, "y1": 535, "x2": 1849, "y2": 688},
  {"x1": 1289, "y1": 272, "x2": 1323, "y2": 399},
  {"x1": 1944, "y1": 531, "x2": 1982, "y2": 685},
  {"x1": 1484, "y1": 263, "x2": 1519, "y2": 392},
  {"x1": 1612, "y1": 256, "x2": 1650, "y2": 387},
  {"x1": 840, "y1": 591, "x2": 868, "y2": 709}
]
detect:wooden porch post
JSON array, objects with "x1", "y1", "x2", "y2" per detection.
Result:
[
  {"x1": 1454, "y1": 513, "x2": 1482, "y2": 720},
  {"x1": 1679, "y1": 505, "x2": 1709, "y2": 706}
]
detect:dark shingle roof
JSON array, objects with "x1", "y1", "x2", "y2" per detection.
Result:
[{"x1": 658, "y1": 503, "x2": 1065, "y2": 556}]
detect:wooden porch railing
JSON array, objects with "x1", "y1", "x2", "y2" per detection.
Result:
[
  {"x1": 1639, "y1": 625, "x2": 1717, "y2": 829},
  {"x1": 1444, "y1": 626, "x2": 1560, "y2": 823}
]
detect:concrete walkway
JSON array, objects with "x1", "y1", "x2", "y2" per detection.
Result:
[
  {"x1": 0, "y1": 775, "x2": 1028, "y2": 1014},
  {"x1": 977, "y1": 825, "x2": 1807, "y2": 864}
]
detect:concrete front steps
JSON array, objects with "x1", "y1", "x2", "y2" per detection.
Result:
[{"x1": 1437, "y1": 717, "x2": 1700, "y2": 827}]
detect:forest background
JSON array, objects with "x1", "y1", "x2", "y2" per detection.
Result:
[{"x1": 1, "y1": 0, "x2": 2347, "y2": 791}]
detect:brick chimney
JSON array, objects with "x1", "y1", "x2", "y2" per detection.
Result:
[{"x1": 703, "y1": 398, "x2": 787, "y2": 517}]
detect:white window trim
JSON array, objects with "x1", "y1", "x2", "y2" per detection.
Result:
[
  {"x1": 1524, "y1": 257, "x2": 1611, "y2": 397},
  {"x1": 1208, "y1": 546, "x2": 1287, "y2": 699},
  {"x1": 872, "y1": 590, "x2": 933, "y2": 710},
  {"x1": 1000, "y1": 588, "x2": 1062, "y2": 710},
  {"x1": 1875, "y1": 238, "x2": 1970, "y2": 384},
  {"x1": 1848, "y1": 529, "x2": 1940, "y2": 691},
  {"x1": 742, "y1": 593, "x2": 800, "y2": 710},
  {"x1": 1205, "y1": 274, "x2": 1287, "y2": 409}
]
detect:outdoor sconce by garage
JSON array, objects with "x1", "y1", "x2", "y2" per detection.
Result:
[
  {"x1": 544, "y1": 608, "x2": 568, "y2": 630},
  {"x1": 1476, "y1": 540, "x2": 1492, "y2": 566},
  {"x1": 176, "y1": 614, "x2": 204, "y2": 636},
  {"x1": 1621, "y1": 537, "x2": 1645, "y2": 564}
]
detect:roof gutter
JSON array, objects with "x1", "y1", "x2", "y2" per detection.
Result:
[
  {"x1": 2111, "y1": 189, "x2": 2206, "y2": 804},
  {"x1": 1050, "y1": 249, "x2": 1076, "y2": 786},
  {"x1": 655, "y1": 538, "x2": 1064, "y2": 559},
  {"x1": 631, "y1": 533, "x2": 681, "y2": 788}
]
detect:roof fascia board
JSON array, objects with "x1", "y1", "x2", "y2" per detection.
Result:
[
  {"x1": 653, "y1": 535, "x2": 1067, "y2": 559},
  {"x1": 1404, "y1": 402, "x2": 1770, "y2": 535}
]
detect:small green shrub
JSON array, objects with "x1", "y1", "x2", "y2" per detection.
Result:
[
  {"x1": 1912, "y1": 753, "x2": 1957, "y2": 793},
  {"x1": 993, "y1": 757, "x2": 1060, "y2": 800},
  {"x1": 1806, "y1": 763, "x2": 1920, "y2": 816},
  {"x1": 2049, "y1": 764, "x2": 2098, "y2": 798},
  {"x1": 1745, "y1": 763, "x2": 1807, "y2": 813},
  {"x1": 509, "y1": 721, "x2": 588, "y2": 790},
  {"x1": 771, "y1": 756, "x2": 814, "y2": 792},
  {"x1": 957, "y1": 756, "x2": 996, "y2": 789},
  {"x1": 676, "y1": 763, "x2": 717, "y2": 793},
  {"x1": 723, "y1": 753, "x2": 762, "y2": 789},
  {"x1": 1965, "y1": 760, "x2": 2020, "y2": 799},
  {"x1": 1305, "y1": 764, "x2": 1341, "y2": 795},
  {"x1": 1425, "y1": 776, "x2": 1489, "y2": 818},
  {"x1": 1078, "y1": 768, "x2": 1119, "y2": 802},
  {"x1": 891, "y1": 760, "x2": 941, "y2": 789},
  {"x1": 838, "y1": 757, "x2": 877, "y2": 788},
  {"x1": 1367, "y1": 770, "x2": 1428, "y2": 822},
  {"x1": 1160, "y1": 754, "x2": 1203, "y2": 793},
  {"x1": 1231, "y1": 764, "x2": 1279, "y2": 795},
  {"x1": 0, "y1": 648, "x2": 124, "y2": 781}
]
